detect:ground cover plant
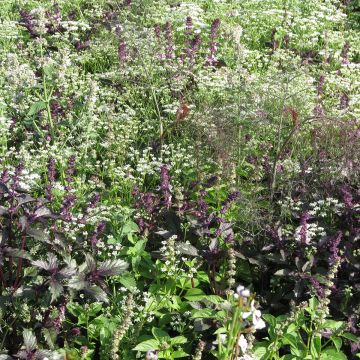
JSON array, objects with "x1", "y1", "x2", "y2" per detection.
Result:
[{"x1": 0, "y1": 0, "x2": 359, "y2": 359}]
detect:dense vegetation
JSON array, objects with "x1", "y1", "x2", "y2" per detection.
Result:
[{"x1": 0, "y1": 0, "x2": 359, "y2": 359}]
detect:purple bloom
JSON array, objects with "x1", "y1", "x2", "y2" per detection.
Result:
[
  {"x1": 341, "y1": 41, "x2": 350, "y2": 64},
  {"x1": 203, "y1": 175, "x2": 217, "y2": 188},
  {"x1": 60, "y1": 194, "x2": 76, "y2": 221},
  {"x1": 340, "y1": 92, "x2": 349, "y2": 109},
  {"x1": 309, "y1": 276, "x2": 325, "y2": 298},
  {"x1": 298, "y1": 211, "x2": 310, "y2": 245},
  {"x1": 313, "y1": 103, "x2": 324, "y2": 117},
  {"x1": 328, "y1": 231, "x2": 342, "y2": 265},
  {"x1": 160, "y1": 166, "x2": 172, "y2": 208},
  {"x1": 164, "y1": 22, "x2": 175, "y2": 59},
  {"x1": 46, "y1": 158, "x2": 56, "y2": 201},
  {"x1": 116, "y1": 27, "x2": 127, "y2": 63},
  {"x1": 10, "y1": 163, "x2": 24, "y2": 193},
  {"x1": 154, "y1": 24, "x2": 161, "y2": 39},
  {"x1": 341, "y1": 185, "x2": 353, "y2": 207},
  {"x1": 65, "y1": 155, "x2": 76, "y2": 191},
  {"x1": 317, "y1": 75, "x2": 326, "y2": 96},
  {"x1": 206, "y1": 19, "x2": 221, "y2": 66},
  {"x1": 91, "y1": 221, "x2": 106, "y2": 248}
]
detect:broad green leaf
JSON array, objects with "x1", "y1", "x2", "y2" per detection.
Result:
[
  {"x1": 262, "y1": 313, "x2": 277, "y2": 327},
  {"x1": 133, "y1": 339, "x2": 160, "y2": 351},
  {"x1": 184, "y1": 288, "x2": 205, "y2": 301},
  {"x1": 172, "y1": 350, "x2": 189, "y2": 358},
  {"x1": 152, "y1": 327, "x2": 169, "y2": 340},
  {"x1": 253, "y1": 344, "x2": 268, "y2": 360},
  {"x1": 119, "y1": 272, "x2": 137, "y2": 289},
  {"x1": 171, "y1": 336, "x2": 187, "y2": 345},
  {"x1": 191, "y1": 308, "x2": 217, "y2": 319},
  {"x1": 320, "y1": 348, "x2": 347, "y2": 360}
]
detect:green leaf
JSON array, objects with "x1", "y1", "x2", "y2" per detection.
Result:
[
  {"x1": 119, "y1": 272, "x2": 137, "y2": 289},
  {"x1": 286, "y1": 323, "x2": 298, "y2": 334},
  {"x1": 152, "y1": 327, "x2": 169, "y2": 340},
  {"x1": 28, "y1": 101, "x2": 47, "y2": 116},
  {"x1": 133, "y1": 339, "x2": 160, "y2": 351},
  {"x1": 172, "y1": 350, "x2": 189, "y2": 358},
  {"x1": 341, "y1": 332, "x2": 359, "y2": 342},
  {"x1": 322, "y1": 320, "x2": 344, "y2": 332},
  {"x1": 320, "y1": 348, "x2": 347, "y2": 360},
  {"x1": 42, "y1": 328, "x2": 56, "y2": 349},
  {"x1": 171, "y1": 336, "x2": 187, "y2": 345},
  {"x1": 191, "y1": 308, "x2": 218, "y2": 319},
  {"x1": 310, "y1": 336, "x2": 321, "y2": 358},
  {"x1": 253, "y1": 344, "x2": 268, "y2": 360},
  {"x1": 262, "y1": 314, "x2": 277, "y2": 328},
  {"x1": 184, "y1": 288, "x2": 205, "y2": 301},
  {"x1": 331, "y1": 337, "x2": 342, "y2": 352}
]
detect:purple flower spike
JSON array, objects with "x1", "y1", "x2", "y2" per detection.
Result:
[
  {"x1": 46, "y1": 158, "x2": 56, "y2": 201},
  {"x1": 206, "y1": 19, "x2": 221, "y2": 66},
  {"x1": 160, "y1": 165, "x2": 172, "y2": 208},
  {"x1": 164, "y1": 22, "x2": 175, "y2": 59},
  {"x1": 91, "y1": 221, "x2": 106, "y2": 248},
  {"x1": 60, "y1": 194, "x2": 76, "y2": 221},
  {"x1": 65, "y1": 155, "x2": 76, "y2": 191},
  {"x1": 328, "y1": 232, "x2": 342, "y2": 265}
]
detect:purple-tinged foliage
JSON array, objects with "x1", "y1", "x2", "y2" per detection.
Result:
[
  {"x1": 220, "y1": 191, "x2": 240, "y2": 214},
  {"x1": 19, "y1": 10, "x2": 37, "y2": 37}
]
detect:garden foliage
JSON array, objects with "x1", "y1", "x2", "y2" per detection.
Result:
[{"x1": 0, "y1": 0, "x2": 359, "y2": 359}]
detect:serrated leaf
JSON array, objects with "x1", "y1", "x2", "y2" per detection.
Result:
[
  {"x1": 119, "y1": 272, "x2": 136, "y2": 289},
  {"x1": 98, "y1": 259, "x2": 128, "y2": 276},
  {"x1": 49, "y1": 279, "x2": 63, "y2": 303},
  {"x1": 28, "y1": 101, "x2": 47, "y2": 116},
  {"x1": 23, "y1": 329, "x2": 37, "y2": 351},
  {"x1": 42, "y1": 328, "x2": 57, "y2": 350}
]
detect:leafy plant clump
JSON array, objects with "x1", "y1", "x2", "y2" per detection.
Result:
[{"x1": 0, "y1": 0, "x2": 359, "y2": 359}]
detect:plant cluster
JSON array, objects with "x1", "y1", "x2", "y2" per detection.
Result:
[{"x1": 0, "y1": 0, "x2": 359, "y2": 359}]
